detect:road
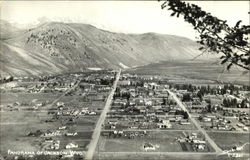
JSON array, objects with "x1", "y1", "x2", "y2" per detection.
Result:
[
  {"x1": 167, "y1": 90, "x2": 223, "y2": 153},
  {"x1": 96, "y1": 151, "x2": 250, "y2": 159},
  {"x1": 85, "y1": 69, "x2": 121, "y2": 160},
  {"x1": 44, "y1": 80, "x2": 80, "y2": 109},
  {"x1": 97, "y1": 151, "x2": 218, "y2": 155},
  {"x1": 102, "y1": 129, "x2": 197, "y2": 132}
]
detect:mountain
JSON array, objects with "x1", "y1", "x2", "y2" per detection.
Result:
[
  {"x1": 0, "y1": 21, "x2": 204, "y2": 77},
  {"x1": 0, "y1": 20, "x2": 26, "y2": 40}
]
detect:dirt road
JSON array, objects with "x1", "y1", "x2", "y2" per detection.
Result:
[
  {"x1": 85, "y1": 69, "x2": 121, "y2": 160},
  {"x1": 167, "y1": 90, "x2": 223, "y2": 153}
]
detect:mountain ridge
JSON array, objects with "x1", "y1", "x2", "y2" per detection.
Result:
[{"x1": 0, "y1": 21, "x2": 205, "y2": 77}]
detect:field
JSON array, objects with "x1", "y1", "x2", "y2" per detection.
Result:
[
  {"x1": 208, "y1": 132, "x2": 250, "y2": 152},
  {"x1": 98, "y1": 131, "x2": 185, "y2": 152},
  {"x1": 0, "y1": 93, "x2": 60, "y2": 104},
  {"x1": 97, "y1": 130, "x2": 213, "y2": 153},
  {"x1": 126, "y1": 60, "x2": 249, "y2": 85}
]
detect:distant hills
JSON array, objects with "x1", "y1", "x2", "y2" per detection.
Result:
[
  {"x1": 0, "y1": 20, "x2": 24, "y2": 39},
  {"x1": 0, "y1": 21, "x2": 205, "y2": 77}
]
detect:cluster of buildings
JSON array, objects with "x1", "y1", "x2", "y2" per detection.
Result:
[
  {"x1": 177, "y1": 132, "x2": 208, "y2": 151},
  {"x1": 171, "y1": 82, "x2": 250, "y2": 132},
  {"x1": 1, "y1": 71, "x2": 116, "y2": 160},
  {"x1": 104, "y1": 74, "x2": 191, "y2": 131},
  {"x1": 101, "y1": 130, "x2": 148, "y2": 139}
]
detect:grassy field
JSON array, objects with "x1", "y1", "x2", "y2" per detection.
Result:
[
  {"x1": 171, "y1": 122, "x2": 197, "y2": 130},
  {"x1": 0, "y1": 93, "x2": 60, "y2": 104},
  {"x1": 100, "y1": 138, "x2": 182, "y2": 152},
  {"x1": 97, "y1": 131, "x2": 198, "y2": 152},
  {"x1": 126, "y1": 60, "x2": 249, "y2": 85},
  {"x1": 208, "y1": 132, "x2": 250, "y2": 153},
  {"x1": 1, "y1": 110, "x2": 50, "y2": 123}
]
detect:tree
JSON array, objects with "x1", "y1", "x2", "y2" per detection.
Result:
[
  {"x1": 162, "y1": 98, "x2": 167, "y2": 105},
  {"x1": 182, "y1": 93, "x2": 192, "y2": 102},
  {"x1": 159, "y1": 0, "x2": 250, "y2": 70},
  {"x1": 183, "y1": 111, "x2": 189, "y2": 119},
  {"x1": 206, "y1": 103, "x2": 212, "y2": 113},
  {"x1": 197, "y1": 90, "x2": 203, "y2": 101}
]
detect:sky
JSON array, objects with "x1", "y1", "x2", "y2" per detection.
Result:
[{"x1": 0, "y1": 1, "x2": 249, "y2": 40}]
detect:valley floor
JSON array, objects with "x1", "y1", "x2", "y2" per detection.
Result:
[{"x1": 0, "y1": 68, "x2": 249, "y2": 160}]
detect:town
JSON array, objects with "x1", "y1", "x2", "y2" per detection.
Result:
[{"x1": 0, "y1": 70, "x2": 249, "y2": 160}]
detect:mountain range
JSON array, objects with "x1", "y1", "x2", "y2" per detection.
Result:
[{"x1": 0, "y1": 20, "x2": 204, "y2": 77}]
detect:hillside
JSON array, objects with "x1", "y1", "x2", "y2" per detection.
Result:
[
  {"x1": 0, "y1": 20, "x2": 26, "y2": 40},
  {"x1": 1, "y1": 21, "x2": 204, "y2": 77}
]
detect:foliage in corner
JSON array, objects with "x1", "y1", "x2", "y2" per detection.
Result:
[{"x1": 159, "y1": 0, "x2": 250, "y2": 70}]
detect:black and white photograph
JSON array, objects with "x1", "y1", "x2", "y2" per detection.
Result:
[{"x1": 0, "y1": 0, "x2": 249, "y2": 160}]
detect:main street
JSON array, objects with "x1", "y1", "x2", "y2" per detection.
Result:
[
  {"x1": 167, "y1": 90, "x2": 223, "y2": 153},
  {"x1": 85, "y1": 69, "x2": 121, "y2": 160}
]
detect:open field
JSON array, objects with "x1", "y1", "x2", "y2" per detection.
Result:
[
  {"x1": 126, "y1": 60, "x2": 249, "y2": 85},
  {"x1": 0, "y1": 93, "x2": 61, "y2": 104},
  {"x1": 207, "y1": 132, "x2": 250, "y2": 153},
  {"x1": 97, "y1": 132, "x2": 184, "y2": 152},
  {"x1": 0, "y1": 110, "x2": 52, "y2": 123},
  {"x1": 171, "y1": 122, "x2": 197, "y2": 130},
  {"x1": 97, "y1": 131, "x2": 213, "y2": 153}
]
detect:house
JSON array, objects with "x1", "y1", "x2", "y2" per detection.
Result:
[
  {"x1": 113, "y1": 99, "x2": 127, "y2": 106},
  {"x1": 88, "y1": 111, "x2": 97, "y2": 115},
  {"x1": 101, "y1": 132, "x2": 111, "y2": 137},
  {"x1": 148, "y1": 91, "x2": 154, "y2": 97},
  {"x1": 156, "y1": 110, "x2": 165, "y2": 116},
  {"x1": 157, "y1": 122, "x2": 172, "y2": 129},
  {"x1": 108, "y1": 120, "x2": 118, "y2": 125},
  {"x1": 66, "y1": 132, "x2": 78, "y2": 136},
  {"x1": 193, "y1": 139, "x2": 206, "y2": 144},
  {"x1": 135, "y1": 98, "x2": 144, "y2": 105},
  {"x1": 110, "y1": 124, "x2": 116, "y2": 129},
  {"x1": 147, "y1": 110, "x2": 156, "y2": 116},
  {"x1": 43, "y1": 130, "x2": 61, "y2": 137},
  {"x1": 145, "y1": 100, "x2": 153, "y2": 106},
  {"x1": 129, "y1": 100, "x2": 136, "y2": 106},
  {"x1": 179, "y1": 120, "x2": 191, "y2": 125},
  {"x1": 169, "y1": 117, "x2": 176, "y2": 122},
  {"x1": 81, "y1": 107, "x2": 89, "y2": 114},
  {"x1": 156, "y1": 119, "x2": 172, "y2": 128},
  {"x1": 118, "y1": 80, "x2": 131, "y2": 86},
  {"x1": 196, "y1": 144, "x2": 205, "y2": 150},
  {"x1": 51, "y1": 140, "x2": 60, "y2": 150},
  {"x1": 144, "y1": 143, "x2": 156, "y2": 151},
  {"x1": 140, "y1": 109, "x2": 146, "y2": 114},
  {"x1": 58, "y1": 126, "x2": 67, "y2": 130},
  {"x1": 243, "y1": 127, "x2": 248, "y2": 131},
  {"x1": 56, "y1": 102, "x2": 64, "y2": 107},
  {"x1": 66, "y1": 143, "x2": 78, "y2": 149}
]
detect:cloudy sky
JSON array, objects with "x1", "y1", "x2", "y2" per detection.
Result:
[{"x1": 1, "y1": 1, "x2": 249, "y2": 40}]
